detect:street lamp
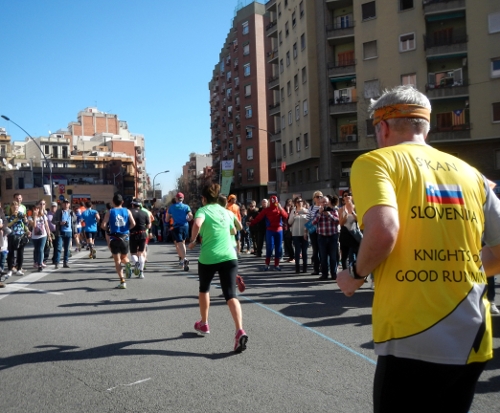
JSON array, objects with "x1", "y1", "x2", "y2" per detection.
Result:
[
  {"x1": 152, "y1": 170, "x2": 169, "y2": 199},
  {"x1": 2, "y1": 115, "x2": 54, "y2": 199},
  {"x1": 247, "y1": 125, "x2": 280, "y2": 194}
]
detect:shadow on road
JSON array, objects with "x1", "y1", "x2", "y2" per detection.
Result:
[{"x1": 0, "y1": 333, "x2": 236, "y2": 371}]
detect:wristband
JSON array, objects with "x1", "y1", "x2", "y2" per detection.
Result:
[{"x1": 349, "y1": 262, "x2": 367, "y2": 280}]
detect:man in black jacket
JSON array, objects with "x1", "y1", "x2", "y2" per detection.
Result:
[{"x1": 52, "y1": 199, "x2": 77, "y2": 269}]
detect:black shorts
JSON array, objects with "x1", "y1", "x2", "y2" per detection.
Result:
[
  {"x1": 109, "y1": 233, "x2": 130, "y2": 256},
  {"x1": 198, "y1": 259, "x2": 238, "y2": 301},
  {"x1": 130, "y1": 231, "x2": 147, "y2": 254}
]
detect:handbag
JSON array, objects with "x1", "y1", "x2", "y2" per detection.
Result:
[
  {"x1": 304, "y1": 220, "x2": 316, "y2": 234},
  {"x1": 348, "y1": 220, "x2": 363, "y2": 243}
]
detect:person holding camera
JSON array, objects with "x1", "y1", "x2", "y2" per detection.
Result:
[
  {"x1": 4, "y1": 201, "x2": 30, "y2": 278},
  {"x1": 29, "y1": 200, "x2": 51, "y2": 272},
  {"x1": 288, "y1": 196, "x2": 309, "y2": 273},
  {"x1": 312, "y1": 195, "x2": 340, "y2": 281}
]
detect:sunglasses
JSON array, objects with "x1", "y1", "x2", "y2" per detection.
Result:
[
  {"x1": 314, "y1": 195, "x2": 322, "y2": 198},
  {"x1": 343, "y1": 193, "x2": 352, "y2": 197},
  {"x1": 296, "y1": 200, "x2": 303, "y2": 203}
]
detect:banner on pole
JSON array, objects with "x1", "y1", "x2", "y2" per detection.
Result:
[{"x1": 220, "y1": 160, "x2": 234, "y2": 196}]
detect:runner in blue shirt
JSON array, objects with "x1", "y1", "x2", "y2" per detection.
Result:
[
  {"x1": 81, "y1": 201, "x2": 100, "y2": 259},
  {"x1": 166, "y1": 192, "x2": 193, "y2": 270}
]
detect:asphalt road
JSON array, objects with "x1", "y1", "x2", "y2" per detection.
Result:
[{"x1": 0, "y1": 240, "x2": 498, "y2": 413}]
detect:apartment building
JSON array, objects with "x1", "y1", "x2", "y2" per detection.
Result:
[
  {"x1": 264, "y1": 0, "x2": 500, "y2": 200},
  {"x1": 265, "y1": 0, "x2": 326, "y2": 200},
  {"x1": 209, "y1": 1, "x2": 274, "y2": 204}
]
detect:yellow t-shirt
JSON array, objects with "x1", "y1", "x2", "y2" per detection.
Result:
[{"x1": 352, "y1": 142, "x2": 500, "y2": 364}]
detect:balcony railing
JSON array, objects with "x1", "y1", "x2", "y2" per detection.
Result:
[
  {"x1": 268, "y1": 102, "x2": 281, "y2": 116},
  {"x1": 422, "y1": 0, "x2": 466, "y2": 14},
  {"x1": 328, "y1": 97, "x2": 358, "y2": 115},
  {"x1": 427, "y1": 123, "x2": 471, "y2": 141},
  {"x1": 425, "y1": 80, "x2": 469, "y2": 99},
  {"x1": 266, "y1": 20, "x2": 278, "y2": 36},
  {"x1": 424, "y1": 28, "x2": 467, "y2": 57},
  {"x1": 327, "y1": 60, "x2": 356, "y2": 77},
  {"x1": 326, "y1": 22, "x2": 355, "y2": 42},
  {"x1": 268, "y1": 75, "x2": 280, "y2": 90}
]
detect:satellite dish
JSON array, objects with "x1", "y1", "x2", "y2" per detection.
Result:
[
  {"x1": 7, "y1": 164, "x2": 13, "y2": 170},
  {"x1": 1, "y1": 158, "x2": 6, "y2": 166}
]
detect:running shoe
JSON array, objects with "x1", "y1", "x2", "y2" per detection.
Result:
[
  {"x1": 63, "y1": 263, "x2": 70, "y2": 268},
  {"x1": 234, "y1": 329, "x2": 248, "y2": 353},
  {"x1": 274, "y1": 266, "x2": 282, "y2": 271},
  {"x1": 138, "y1": 272, "x2": 144, "y2": 279},
  {"x1": 178, "y1": 258, "x2": 184, "y2": 267},
  {"x1": 236, "y1": 275, "x2": 246, "y2": 293},
  {"x1": 41, "y1": 262, "x2": 46, "y2": 268},
  {"x1": 115, "y1": 282, "x2": 127, "y2": 289},
  {"x1": 4, "y1": 271, "x2": 12, "y2": 280},
  {"x1": 491, "y1": 303, "x2": 500, "y2": 315},
  {"x1": 133, "y1": 261, "x2": 141, "y2": 276},
  {"x1": 16, "y1": 269, "x2": 24, "y2": 276},
  {"x1": 125, "y1": 263, "x2": 132, "y2": 279},
  {"x1": 0, "y1": 282, "x2": 5, "y2": 288},
  {"x1": 194, "y1": 320, "x2": 210, "y2": 335}
]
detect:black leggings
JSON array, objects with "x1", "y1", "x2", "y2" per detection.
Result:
[
  {"x1": 198, "y1": 259, "x2": 238, "y2": 301},
  {"x1": 374, "y1": 355, "x2": 486, "y2": 413}
]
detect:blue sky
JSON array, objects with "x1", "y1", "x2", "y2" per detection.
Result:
[{"x1": 1, "y1": 0, "x2": 256, "y2": 194}]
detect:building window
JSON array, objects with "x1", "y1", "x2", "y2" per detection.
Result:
[
  {"x1": 242, "y1": 21, "x2": 249, "y2": 35},
  {"x1": 279, "y1": 59, "x2": 284, "y2": 73},
  {"x1": 288, "y1": 110, "x2": 292, "y2": 125},
  {"x1": 296, "y1": 137, "x2": 301, "y2": 152},
  {"x1": 493, "y1": 102, "x2": 500, "y2": 122},
  {"x1": 292, "y1": 11, "x2": 296, "y2": 27},
  {"x1": 294, "y1": 74, "x2": 298, "y2": 90},
  {"x1": 281, "y1": 115, "x2": 286, "y2": 130},
  {"x1": 287, "y1": 81, "x2": 291, "y2": 96},
  {"x1": 246, "y1": 147, "x2": 254, "y2": 160},
  {"x1": 243, "y1": 43, "x2": 250, "y2": 55},
  {"x1": 282, "y1": 143, "x2": 286, "y2": 158},
  {"x1": 362, "y1": 1, "x2": 376, "y2": 21},
  {"x1": 364, "y1": 79, "x2": 380, "y2": 98},
  {"x1": 300, "y1": 34, "x2": 306, "y2": 50},
  {"x1": 366, "y1": 119, "x2": 375, "y2": 136},
  {"x1": 488, "y1": 12, "x2": 500, "y2": 34},
  {"x1": 278, "y1": 2, "x2": 281, "y2": 17},
  {"x1": 243, "y1": 63, "x2": 250, "y2": 77},
  {"x1": 247, "y1": 168, "x2": 254, "y2": 181},
  {"x1": 245, "y1": 105, "x2": 252, "y2": 119},
  {"x1": 295, "y1": 104, "x2": 300, "y2": 121},
  {"x1": 44, "y1": 145, "x2": 50, "y2": 154},
  {"x1": 399, "y1": 33, "x2": 415, "y2": 52},
  {"x1": 341, "y1": 161, "x2": 353, "y2": 177},
  {"x1": 279, "y1": 31, "x2": 283, "y2": 45},
  {"x1": 281, "y1": 87, "x2": 285, "y2": 101},
  {"x1": 400, "y1": 0, "x2": 413, "y2": 10},
  {"x1": 226, "y1": 71, "x2": 232, "y2": 82},
  {"x1": 293, "y1": 43, "x2": 297, "y2": 58},
  {"x1": 285, "y1": 21, "x2": 289, "y2": 37},
  {"x1": 6, "y1": 177, "x2": 12, "y2": 190},
  {"x1": 304, "y1": 132, "x2": 309, "y2": 148},
  {"x1": 286, "y1": 51, "x2": 290, "y2": 66},
  {"x1": 18, "y1": 177, "x2": 25, "y2": 190},
  {"x1": 289, "y1": 141, "x2": 293, "y2": 155},
  {"x1": 363, "y1": 40, "x2": 377, "y2": 59},
  {"x1": 302, "y1": 66, "x2": 307, "y2": 83},
  {"x1": 246, "y1": 127, "x2": 253, "y2": 138},
  {"x1": 303, "y1": 99, "x2": 308, "y2": 115},
  {"x1": 227, "y1": 87, "x2": 232, "y2": 99},
  {"x1": 300, "y1": 1, "x2": 304, "y2": 18},
  {"x1": 401, "y1": 73, "x2": 417, "y2": 86},
  {"x1": 492, "y1": 58, "x2": 500, "y2": 78}
]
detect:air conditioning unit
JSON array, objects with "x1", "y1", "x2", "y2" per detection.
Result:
[{"x1": 346, "y1": 134, "x2": 357, "y2": 142}]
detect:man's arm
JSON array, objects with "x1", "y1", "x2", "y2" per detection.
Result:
[
  {"x1": 337, "y1": 205, "x2": 399, "y2": 297},
  {"x1": 128, "y1": 210, "x2": 136, "y2": 229},
  {"x1": 101, "y1": 211, "x2": 109, "y2": 230},
  {"x1": 481, "y1": 245, "x2": 500, "y2": 277}
]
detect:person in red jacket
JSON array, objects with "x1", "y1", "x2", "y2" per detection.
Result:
[{"x1": 249, "y1": 195, "x2": 288, "y2": 271}]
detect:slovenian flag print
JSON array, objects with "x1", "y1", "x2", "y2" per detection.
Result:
[{"x1": 426, "y1": 183, "x2": 464, "y2": 205}]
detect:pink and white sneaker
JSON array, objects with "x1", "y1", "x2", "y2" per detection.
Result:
[
  {"x1": 194, "y1": 320, "x2": 210, "y2": 335},
  {"x1": 234, "y1": 329, "x2": 248, "y2": 353}
]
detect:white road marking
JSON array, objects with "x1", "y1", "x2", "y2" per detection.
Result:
[
  {"x1": 107, "y1": 378, "x2": 152, "y2": 391},
  {"x1": 0, "y1": 272, "x2": 64, "y2": 300}
]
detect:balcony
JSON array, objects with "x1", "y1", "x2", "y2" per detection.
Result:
[
  {"x1": 269, "y1": 131, "x2": 281, "y2": 142},
  {"x1": 265, "y1": 0, "x2": 277, "y2": 12},
  {"x1": 423, "y1": 0, "x2": 465, "y2": 15},
  {"x1": 330, "y1": 141, "x2": 363, "y2": 153},
  {"x1": 329, "y1": 97, "x2": 358, "y2": 115},
  {"x1": 266, "y1": 20, "x2": 278, "y2": 37},
  {"x1": 424, "y1": 28, "x2": 467, "y2": 59},
  {"x1": 267, "y1": 48, "x2": 279, "y2": 64},
  {"x1": 426, "y1": 81, "x2": 469, "y2": 99},
  {"x1": 268, "y1": 102, "x2": 281, "y2": 117},
  {"x1": 326, "y1": 22, "x2": 355, "y2": 45},
  {"x1": 327, "y1": 60, "x2": 356, "y2": 78},
  {"x1": 427, "y1": 123, "x2": 471, "y2": 141},
  {"x1": 268, "y1": 75, "x2": 280, "y2": 90}
]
